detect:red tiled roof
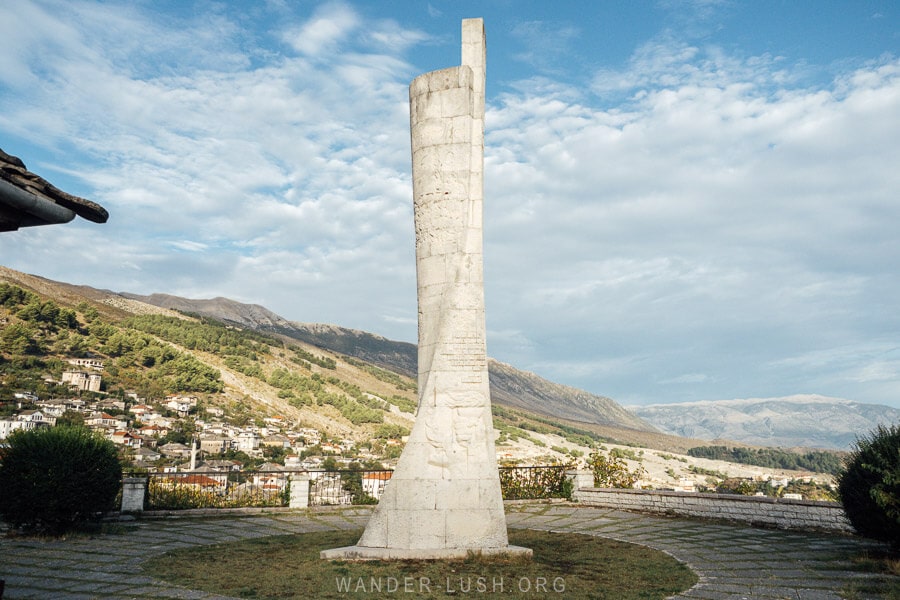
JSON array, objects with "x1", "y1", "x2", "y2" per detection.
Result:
[{"x1": 165, "y1": 475, "x2": 224, "y2": 487}]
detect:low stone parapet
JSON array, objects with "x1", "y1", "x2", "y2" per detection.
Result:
[{"x1": 574, "y1": 487, "x2": 853, "y2": 533}]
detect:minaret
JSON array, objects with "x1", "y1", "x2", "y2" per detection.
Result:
[{"x1": 189, "y1": 437, "x2": 198, "y2": 471}]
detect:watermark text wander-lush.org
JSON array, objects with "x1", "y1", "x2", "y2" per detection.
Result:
[{"x1": 336, "y1": 575, "x2": 566, "y2": 594}]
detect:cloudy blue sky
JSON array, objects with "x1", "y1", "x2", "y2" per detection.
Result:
[{"x1": 1, "y1": 1, "x2": 898, "y2": 408}]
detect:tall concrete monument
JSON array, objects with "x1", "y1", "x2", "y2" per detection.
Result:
[{"x1": 322, "y1": 18, "x2": 529, "y2": 560}]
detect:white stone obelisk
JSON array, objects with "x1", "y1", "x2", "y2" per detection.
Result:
[{"x1": 322, "y1": 18, "x2": 530, "y2": 560}]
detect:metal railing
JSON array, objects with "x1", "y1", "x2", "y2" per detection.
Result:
[
  {"x1": 308, "y1": 469, "x2": 392, "y2": 506},
  {"x1": 498, "y1": 465, "x2": 572, "y2": 500},
  {"x1": 143, "y1": 469, "x2": 395, "y2": 510},
  {"x1": 146, "y1": 469, "x2": 296, "y2": 510},
  {"x1": 139, "y1": 466, "x2": 570, "y2": 510}
]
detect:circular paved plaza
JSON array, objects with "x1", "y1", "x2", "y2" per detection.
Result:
[{"x1": 1, "y1": 503, "x2": 896, "y2": 599}]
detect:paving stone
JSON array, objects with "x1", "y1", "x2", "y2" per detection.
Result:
[
  {"x1": 750, "y1": 585, "x2": 813, "y2": 598},
  {"x1": 676, "y1": 587, "x2": 755, "y2": 599},
  {"x1": 795, "y1": 591, "x2": 846, "y2": 600},
  {"x1": 2, "y1": 503, "x2": 897, "y2": 599}
]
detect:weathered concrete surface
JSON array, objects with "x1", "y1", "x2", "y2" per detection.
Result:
[
  {"x1": 120, "y1": 478, "x2": 147, "y2": 513},
  {"x1": 575, "y1": 487, "x2": 855, "y2": 533},
  {"x1": 323, "y1": 19, "x2": 527, "y2": 560}
]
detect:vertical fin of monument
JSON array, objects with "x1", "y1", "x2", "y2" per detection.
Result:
[{"x1": 321, "y1": 18, "x2": 530, "y2": 561}]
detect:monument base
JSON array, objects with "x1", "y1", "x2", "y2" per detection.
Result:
[{"x1": 320, "y1": 545, "x2": 533, "y2": 561}]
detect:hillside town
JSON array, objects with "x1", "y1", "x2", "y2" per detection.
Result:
[
  {"x1": 0, "y1": 359, "x2": 401, "y2": 475},
  {"x1": 1, "y1": 354, "x2": 842, "y2": 504}
]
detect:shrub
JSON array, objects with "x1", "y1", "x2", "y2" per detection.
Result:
[
  {"x1": 499, "y1": 465, "x2": 574, "y2": 500},
  {"x1": 588, "y1": 450, "x2": 646, "y2": 488},
  {"x1": 836, "y1": 424, "x2": 900, "y2": 544},
  {"x1": 146, "y1": 478, "x2": 283, "y2": 510},
  {"x1": 0, "y1": 426, "x2": 122, "y2": 535}
]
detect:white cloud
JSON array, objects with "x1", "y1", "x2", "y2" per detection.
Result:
[
  {"x1": 282, "y1": 2, "x2": 360, "y2": 57},
  {"x1": 661, "y1": 373, "x2": 711, "y2": 385},
  {"x1": 1, "y1": 1, "x2": 898, "y2": 408},
  {"x1": 169, "y1": 241, "x2": 208, "y2": 253},
  {"x1": 365, "y1": 21, "x2": 430, "y2": 52},
  {"x1": 592, "y1": 35, "x2": 797, "y2": 101},
  {"x1": 854, "y1": 360, "x2": 900, "y2": 384},
  {"x1": 482, "y1": 44, "x2": 900, "y2": 405},
  {"x1": 509, "y1": 20, "x2": 581, "y2": 75},
  {"x1": 0, "y1": 0, "x2": 421, "y2": 324}
]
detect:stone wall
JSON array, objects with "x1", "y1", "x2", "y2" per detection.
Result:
[{"x1": 574, "y1": 487, "x2": 853, "y2": 533}]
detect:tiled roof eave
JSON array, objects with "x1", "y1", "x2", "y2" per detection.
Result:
[
  {"x1": 0, "y1": 177, "x2": 76, "y2": 230},
  {"x1": 0, "y1": 148, "x2": 109, "y2": 230}
]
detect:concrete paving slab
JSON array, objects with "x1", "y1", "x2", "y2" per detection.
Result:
[{"x1": 1, "y1": 503, "x2": 896, "y2": 599}]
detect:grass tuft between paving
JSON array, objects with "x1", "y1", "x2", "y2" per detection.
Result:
[
  {"x1": 144, "y1": 528, "x2": 697, "y2": 599},
  {"x1": 840, "y1": 548, "x2": 900, "y2": 600}
]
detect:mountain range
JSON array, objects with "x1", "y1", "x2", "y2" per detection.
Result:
[
  {"x1": 628, "y1": 395, "x2": 900, "y2": 450},
  {"x1": 3, "y1": 265, "x2": 895, "y2": 453},
  {"x1": 119, "y1": 292, "x2": 898, "y2": 451},
  {"x1": 119, "y1": 292, "x2": 653, "y2": 432}
]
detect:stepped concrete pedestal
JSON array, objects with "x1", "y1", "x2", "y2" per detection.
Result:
[{"x1": 322, "y1": 18, "x2": 530, "y2": 561}]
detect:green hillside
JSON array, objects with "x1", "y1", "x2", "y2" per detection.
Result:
[
  {"x1": 0, "y1": 277, "x2": 609, "y2": 455},
  {"x1": 0, "y1": 280, "x2": 408, "y2": 425}
]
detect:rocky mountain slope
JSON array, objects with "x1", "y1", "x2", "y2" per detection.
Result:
[
  {"x1": 2, "y1": 266, "x2": 847, "y2": 488},
  {"x1": 629, "y1": 394, "x2": 900, "y2": 450},
  {"x1": 120, "y1": 292, "x2": 654, "y2": 432}
]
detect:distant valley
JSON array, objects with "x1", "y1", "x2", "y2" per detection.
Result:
[{"x1": 629, "y1": 394, "x2": 900, "y2": 450}]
